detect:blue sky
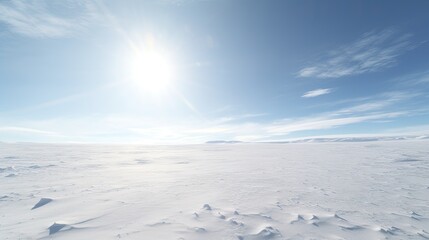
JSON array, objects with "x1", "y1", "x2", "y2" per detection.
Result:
[{"x1": 1, "y1": 0, "x2": 429, "y2": 143}]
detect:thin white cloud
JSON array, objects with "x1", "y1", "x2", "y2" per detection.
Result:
[
  {"x1": 298, "y1": 29, "x2": 415, "y2": 78},
  {"x1": 213, "y1": 113, "x2": 267, "y2": 124},
  {"x1": 0, "y1": 110, "x2": 408, "y2": 143},
  {"x1": 124, "y1": 105, "x2": 409, "y2": 143},
  {"x1": 0, "y1": 0, "x2": 98, "y2": 38},
  {"x1": 159, "y1": 0, "x2": 212, "y2": 5},
  {"x1": 302, "y1": 88, "x2": 332, "y2": 98},
  {"x1": 383, "y1": 124, "x2": 429, "y2": 136},
  {"x1": 394, "y1": 70, "x2": 429, "y2": 86},
  {"x1": 264, "y1": 112, "x2": 406, "y2": 136},
  {"x1": 0, "y1": 126, "x2": 56, "y2": 135},
  {"x1": 336, "y1": 91, "x2": 419, "y2": 114},
  {"x1": 1, "y1": 91, "x2": 421, "y2": 143}
]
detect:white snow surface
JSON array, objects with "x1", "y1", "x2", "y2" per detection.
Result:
[{"x1": 0, "y1": 141, "x2": 428, "y2": 239}]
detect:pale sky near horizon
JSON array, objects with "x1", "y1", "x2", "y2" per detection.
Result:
[{"x1": 1, "y1": 0, "x2": 429, "y2": 143}]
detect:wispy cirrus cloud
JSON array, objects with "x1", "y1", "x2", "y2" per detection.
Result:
[
  {"x1": 302, "y1": 88, "x2": 332, "y2": 98},
  {"x1": 394, "y1": 70, "x2": 429, "y2": 86},
  {"x1": 298, "y1": 29, "x2": 415, "y2": 78},
  {"x1": 0, "y1": 0, "x2": 98, "y2": 38},
  {"x1": 125, "y1": 92, "x2": 415, "y2": 142},
  {"x1": 1, "y1": 91, "x2": 421, "y2": 143},
  {"x1": 265, "y1": 111, "x2": 406, "y2": 136},
  {"x1": 198, "y1": 91, "x2": 419, "y2": 141},
  {"x1": 336, "y1": 91, "x2": 419, "y2": 114},
  {"x1": 0, "y1": 126, "x2": 56, "y2": 135},
  {"x1": 0, "y1": 110, "x2": 409, "y2": 143}
]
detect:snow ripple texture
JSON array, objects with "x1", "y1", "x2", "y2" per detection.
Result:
[{"x1": 0, "y1": 141, "x2": 428, "y2": 239}]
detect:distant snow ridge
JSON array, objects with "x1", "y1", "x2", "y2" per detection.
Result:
[
  {"x1": 271, "y1": 135, "x2": 429, "y2": 143},
  {"x1": 206, "y1": 140, "x2": 243, "y2": 144},
  {"x1": 206, "y1": 135, "x2": 429, "y2": 144}
]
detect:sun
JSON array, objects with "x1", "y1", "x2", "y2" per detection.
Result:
[{"x1": 130, "y1": 48, "x2": 174, "y2": 93}]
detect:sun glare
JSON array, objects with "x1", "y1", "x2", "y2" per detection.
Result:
[{"x1": 130, "y1": 48, "x2": 174, "y2": 93}]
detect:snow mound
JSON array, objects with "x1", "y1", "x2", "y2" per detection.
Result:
[
  {"x1": 0, "y1": 166, "x2": 16, "y2": 173},
  {"x1": 202, "y1": 204, "x2": 212, "y2": 210},
  {"x1": 135, "y1": 159, "x2": 151, "y2": 164},
  {"x1": 1, "y1": 141, "x2": 428, "y2": 239},
  {"x1": 242, "y1": 226, "x2": 282, "y2": 239},
  {"x1": 31, "y1": 198, "x2": 53, "y2": 210},
  {"x1": 48, "y1": 222, "x2": 72, "y2": 235}
]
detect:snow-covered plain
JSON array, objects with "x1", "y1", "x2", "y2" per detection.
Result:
[{"x1": 1, "y1": 141, "x2": 428, "y2": 239}]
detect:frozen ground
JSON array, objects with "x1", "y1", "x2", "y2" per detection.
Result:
[{"x1": 0, "y1": 140, "x2": 428, "y2": 239}]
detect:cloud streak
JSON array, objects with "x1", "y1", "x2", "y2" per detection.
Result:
[
  {"x1": 302, "y1": 88, "x2": 332, "y2": 98},
  {"x1": 1, "y1": 90, "x2": 422, "y2": 144},
  {"x1": 0, "y1": 0, "x2": 98, "y2": 38},
  {"x1": 0, "y1": 126, "x2": 56, "y2": 135},
  {"x1": 298, "y1": 29, "x2": 414, "y2": 78},
  {"x1": 265, "y1": 112, "x2": 406, "y2": 136}
]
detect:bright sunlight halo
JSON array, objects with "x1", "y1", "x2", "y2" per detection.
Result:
[{"x1": 130, "y1": 48, "x2": 174, "y2": 93}]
